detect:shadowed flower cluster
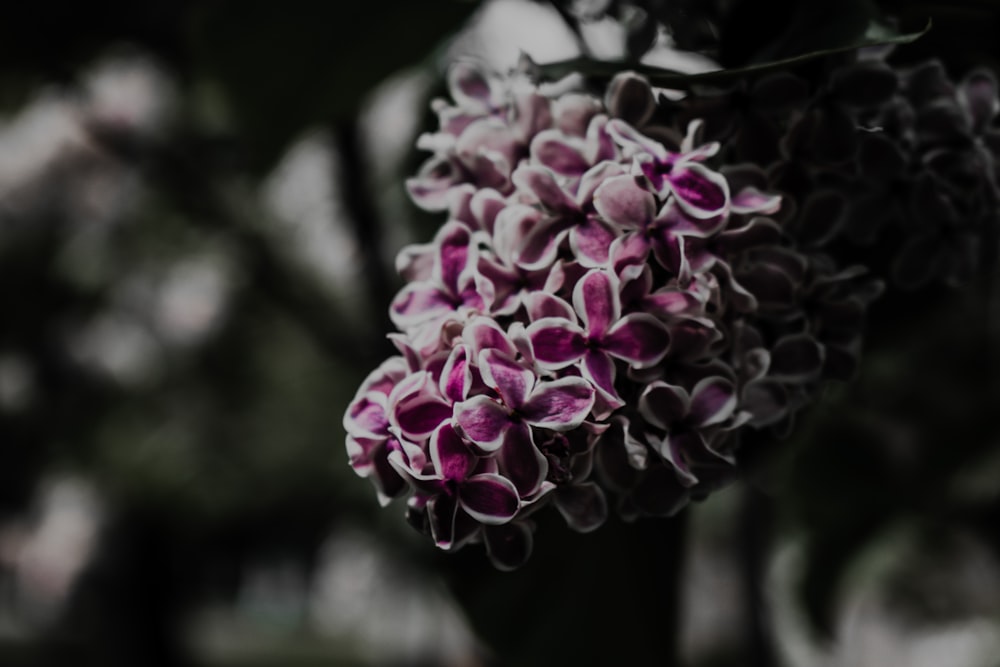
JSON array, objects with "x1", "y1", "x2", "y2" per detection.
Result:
[
  {"x1": 344, "y1": 64, "x2": 879, "y2": 568},
  {"x1": 675, "y1": 54, "x2": 1000, "y2": 290}
]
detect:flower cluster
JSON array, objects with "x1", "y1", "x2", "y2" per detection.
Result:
[
  {"x1": 674, "y1": 55, "x2": 1000, "y2": 289},
  {"x1": 344, "y1": 64, "x2": 878, "y2": 568}
]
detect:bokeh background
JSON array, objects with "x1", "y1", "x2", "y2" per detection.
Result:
[{"x1": 2, "y1": 1, "x2": 1000, "y2": 666}]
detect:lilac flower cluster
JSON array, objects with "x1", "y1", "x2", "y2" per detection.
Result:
[
  {"x1": 344, "y1": 64, "x2": 877, "y2": 568},
  {"x1": 675, "y1": 56, "x2": 1000, "y2": 289}
]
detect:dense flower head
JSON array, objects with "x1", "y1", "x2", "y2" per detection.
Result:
[
  {"x1": 673, "y1": 54, "x2": 1000, "y2": 290},
  {"x1": 345, "y1": 63, "x2": 879, "y2": 569}
]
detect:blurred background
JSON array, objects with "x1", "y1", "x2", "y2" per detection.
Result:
[{"x1": 2, "y1": 1, "x2": 1000, "y2": 666}]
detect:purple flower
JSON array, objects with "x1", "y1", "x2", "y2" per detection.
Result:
[
  {"x1": 390, "y1": 423, "x2": 520, "y2": 549},
  {"x1": 344, "y1": 63, "x2": 879, "y2": 569},
  {"x1": 527, "y1": 269, "x2": 669, "y2": 413},
  {"x1": 608, "y1": 118, "x2": 730, "y2": 219},
  {"x1": 454, "y1": 349, "x2": 595, "y2": 495}
]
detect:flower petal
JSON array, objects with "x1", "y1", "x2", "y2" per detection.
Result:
[
  {"x1": 511, "y1": 165, "x2": 576, "y2": 213},
  {"x1": 638, "y1": 381, "x2": 690, "y2": 430},
  {"x1": 454, "y1": 395, "x2": 510, "y2": 452},
  {"x1": 433, "y1": 222, "x2": 473, "y2": 294},
  {"x1": 688, "y1": 376, "x2": 737, "y2": 427},
  {"x1": 484, "y1": 522, "x2": 533, "y2": 571},
  {"x1": 554, "y1": 482, "x2": 608, "y2": 533},
  {"x1": 531, "y1": 130, "x2": 591, "y2": 177},
  {"x1": 344, "y1": 392, "x2": 389, "y2": 439},
  {"x1": 603, "y1": 313, "x2": 670, "y2": 368},
  {"x1": 580, "y1": 350, "x2": 624, "y2": 420},
  {"x1": 515, "y1": 217, "x2": 570, "y2": 271},
  {"x1": 393, "y1": 394, "x2": 453, "y2": 442},
  {"x1": 478, "y1": 349, "x2": 533, "y2": 408},
  {"x1": 769, "y1": 335, "x2": 824, "y2": 382},
  {"x1": 714, "y1": 217, "x2": 782, "y2": 253},
  {"x1": 460, "y1": 473, "x2": 521, "y2": 524},
  {"x1": 499, "y1": 422, "x2": 548, "y2": 496},
  {"x1": 606, "y1": 118, "x2": 668, "y2": 159},
  {"x1": 389, "y1": 282, "x2": 454, "y2": 329},
  {"x1": 440, "y1": 344, "x2": 472, "y2": 403},
  {"x1": 668, "y1": 162, "x2": 729, "y2": 219},
  {"x1": 521, "y1": 377, "x2": 596, "y2": 431},
  {"x1": 960, "y1": 68, "x2": 999, "y2": 133},
  {"x1": 569, "y1": 217, "x2": 618, "y2": 267},
  {"x1": 573, "y1": 269, "x2": 619, "y2": 338},
  {"x1": 406, "y1": 156, "x2": 460, "y2": 211},
  {"x1": 463, "y1": 316, "x2": 517, "y2": 359},
  {"x1": 524, "y1": 292, "x2": 576, "y2": 322},
  {"x1": 730, "y1": 186, "x2": 782, "y2": 215},
  {"x1": 427, "y1": 494, "x2": 459, "y2": 549},
  {"x1": 526, "y1": 317, "x2": 587, "y2": 369},
  {"x1": 448, "y1": 61, "x2": 495, "y2": 110},
  {"x1": 606, "y1": 72, "x2": 655, "y2": 126},
  {"x1": 593, "y1": 174, "x2": 655, "y2": 229},
  {"x1": 430, "y1": 423, "x2": 477, "y2": 482}
]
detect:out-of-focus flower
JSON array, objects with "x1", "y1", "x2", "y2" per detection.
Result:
[{"x1": 344, "y1": 63, "x2": 879, "y2": 568}]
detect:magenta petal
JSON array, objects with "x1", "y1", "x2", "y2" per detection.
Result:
[
  {"x1": 454, "y1": 395, "x2": 511, "y2": 452},
  {"x1": 440, "y1": 345, "x2": 471, "y2": 403},
  {"x1": 511, "y1": 165, "x2": 576, "y2": 213},
  {"x1": 639, "y1": 381, "x2": 690, "y2": 430},
  {"x1": 521, "y1": 377, "x2": 595, "y2": 431},
  {"x1": 448, "y1": 61, "x2": 494, "y2": 110},
  {"x1": 577, "y1": 159, "x2": 626, "y2": 202},
  {"x1": 463, "y1": 317, "x2": 517, "y2": 359},
  {"x1": 499, "y1": 423, "x2": 548, "y2": 496},
  {"x1": 651, "y1": 198, "x2": 721, "y2": 238},
  {"x1": 606, "y1": 119, "x2": 667, "y2": 159},
  {"x1": 433, "y1": 222, "x2": 472, "y2": 294},
  {"x1": 581, "y1": 349, "x2": 623, "y2": 408},
  {"x1": 396, "y1": 242, "x2": 436, "y2": 283},
  {"x1": 344, "y1": 392, "x2": 388, "y2": 439},
  {"x1": 609, "y1": 232, "x2": 651, "y2": 279},
  {"x1": 394, "y1": 395, "x2": 452, "y2": 441},
  {"x1": 573, "y1": 269, "x2": 619, "y2": 338},
  {"x1": 478, "y1": 349, "x2": 533, "y2": 408},
  {"x1": 688, "y1": 376, "x2": 737, "y2": 427},
  {"x1": 471, "y1": 189, "x2": 506, "y2": 235},
  {"x1": 524, "y1": 292, "x2": 576, "y2": 322},
  {"x1": 603, "y1": 313, "x2": 670, "y2": 368},
  {"x1": 645, "y1": 288, "x2": 701, "y2": 315},
  {"x1": 593, "y1": 174, "x2": 655, "y2": 228},
  {"x1": 526, "y1": 318, "x2": 587, "y2": 368},
  {"x1": 368, "y1": 442, "x2": 409, "y2": 501},
  {"x1": 406, "y1": 156, "x2": 460, "y2": 211},
  {"x1": 389, "y1": 282, "x2": 454, "y2": 328},
  {"x1": 515, "y1": 217, "x2": 570, "y2": 270},
  {"x1": 569, "y1": 217, "x2": 618, "y2": 267},
  {"x1": 460, "y1": 474, "x2": 521, "y2": 524},
  {"x1": 668, "y1": 162, "x2": 729, "y2": 219},
  {"x1": 651, "y1": 232, "x2": 689, "y2": 281},
  {"x1": 731, "y1": 185, "x2": 782, "y2": 215},
  {"x1": 531, "y1": 131, "x2": 591, "y2": 177},
  {"x1": 430, "y1": 423, "x2": 476, "y2": 482}
]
